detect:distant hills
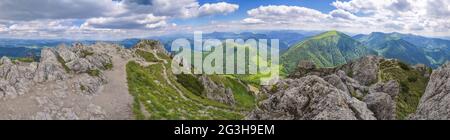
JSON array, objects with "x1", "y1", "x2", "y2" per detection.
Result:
[
  {"x1": 355, "y1": 32, "x2": 450, "y2": 68},
  {"x1": 281, "y1": 31, "x2": 374, "y2": 73},
  {"x1": 2, "y1": 30, "x2": 450, "y2": 71}
]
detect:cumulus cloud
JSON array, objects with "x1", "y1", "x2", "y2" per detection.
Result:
[
  {"x1": 0, "y1": 0, "x2": 240, "y2": 39},
  {"x1": 330, "y1": 9, "x2": 357, "y2": 20},
  {"x1": 0, "y1": 0, "x2": 125, "y2": 21},
  {"x1": 239, "y1": 0, "x2": 450, "y2": 37},
  {"x1": 242, "y1": 18, "x2": 264, "y2": 24},
  {"x1": 247, "y1": 5, "x2": 328, "y2": 23},
  {"x1": 82, "y1": 14, "x2": 168, "y2": 29},
  {"x1": 198, "y1": 2, "x2": 239, "y2": 16},
  {"x1": 426, "y1": 0, "x2": 450, "y2": 18}
]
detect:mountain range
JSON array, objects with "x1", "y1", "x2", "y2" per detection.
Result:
[
  {"x1": 281, "y1": 31, "x2": 374, "y2": 73},
  {"x1": 282, "y1": 31, "x2": 450, "y2": 73},
  {"x1": 354, "y1": 32, "x2": 450, "y2": 68}
]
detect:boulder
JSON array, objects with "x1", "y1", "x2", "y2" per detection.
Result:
[
  {"x1": 363, "y1": 92, "x2": 396, "y2": 120},
  {"x1": 369, "y1": 80, "x2": 400, "y2": 99},
  {"x1": 33, "y1": 48, "x2": 68, "y2": 83}
]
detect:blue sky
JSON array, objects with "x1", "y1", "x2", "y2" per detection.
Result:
[
  {"x1": 0, "y1": 0, "x2": 448, "y2": 40},
  {"x1": 175, "y1": 0, "x2": 345, "y2": 26}
]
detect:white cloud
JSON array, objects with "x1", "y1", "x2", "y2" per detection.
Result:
[
  {"x1": 82, "y1": 14, "x2": 168, "y2": 29},
  {"x1": 330, "y1": 9, "x2": 357, "y2": 20},
  {"x1": 0, "y1": 0, "x2": 240, "y2": 39},
  {"x1": 238, "y1": 0, "x2": 450, "y2": 37},
  {"x1": 246, "y1": 5, "x2": 328, "y2": 24},
  {"x1": 0, "y1": 0, "x2": 125, "y2": 21},
  {"x1": 242, "y1": 18, "x2": 264, "y2": 24},
  {"x1": 198, "y1": 2, "x2": 239, "y2": 16}
]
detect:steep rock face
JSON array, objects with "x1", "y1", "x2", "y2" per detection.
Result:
[
  {"x1": 363, "y1": 92, "x2": 396, "y2": 120},
  {"x1": 414, "y1": 63, "x2": 450, "y2": 120},
  {"x1": 33, "y1": 48, "x2": 68, "y2": 83},
  {"x1": 247, "y1": 76, "x2": 376, "y2": 120},
  {"x1": 199, "y1": 75, "x2": 236, "y2": 106},
  {"x1": 343, "y1": 55, "x2": 382, "y2": 85},
  {"x1": 252, "y1": 56, "x2": 406, "y2": 120},
  {"x1": 369, "y1": 80, "x2": 400, "y2": 99}
]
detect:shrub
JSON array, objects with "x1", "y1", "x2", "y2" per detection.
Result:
[
  {"x1": 88, "y1": 69, "x2": 101, "y2": 77},
  {"x1": 400, "y1": 81, "x2": 409, "y2": 93},
  {"x1": 104, "y1": 63, "x2": 113, "y2": 70},
  {"x1": 81, "y1": 50, "x2": 94, "y2": 58},
  {"x1": 176, "y1": 74, "x2": 204, "y2": 96},
  {"x1": 407, "y1": 76, "x2": 418, "y2": 82},
  {"x1": 398, "y1": 61, "x2": 410, "y2": 71}
]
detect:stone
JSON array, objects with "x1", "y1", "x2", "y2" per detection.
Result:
[
  {"x1": 247, "y1": 76, "x2": 376, "y2": 120},
  {"x1": 414, "y1": 62, "x2": 450, "y2": 120},
  {"x1": 363, "y1": 92, "x2": 396, "y2": 120}
]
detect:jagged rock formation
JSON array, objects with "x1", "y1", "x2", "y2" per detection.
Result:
[
  {"x1": 363, "y1": 92, "x2": 396, "y2": 120},
  {"x1": 290, "y1": 55, "x2": 382, "y2": 86},
  {"x1": 0, "y1": 57, "x2": 37, "y2": 98},
  {"x1": 249, "y1": 56, "x2": 409, "y2": 120},
  {"x1": 199, "y1": 75, "x2": 236, "y2": 106},
  {"x1": 247, "y1": 76, "x2": 376, "y2": 120},
  {"x1": 0, "y1": 42, "x2": 135, "y2": 120},
  {"x1": 414, "y1": 63, "x2": 450, "y2": 120},
  {"x1": 0, "y1": 44, "x2": 113, "y2": 99}
]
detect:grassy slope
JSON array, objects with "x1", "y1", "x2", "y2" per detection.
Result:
[
  {"x1": 127, "y1": 47, "x2": 255, "y2": 120},
  {"x1": 282, "y1": 31, "x2": 371, "y2": 73},
  {"x1": 378, "y1": 60, "x2": 428, "y2": 119}
]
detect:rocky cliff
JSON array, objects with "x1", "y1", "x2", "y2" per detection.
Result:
[
  {"x1": 414, "y1": 63, "x2": 450, "y2": 120},
  {"x1": 248, "y1": 56, "x2": 425, "y2": 120}
]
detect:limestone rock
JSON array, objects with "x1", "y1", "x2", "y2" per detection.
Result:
[
  {"x1": 324, "y1": 74, "x2": 349, "y2": 94},
  {"x1": 345, "y1": 55, "x2": 382, "y2": 85},
  {"x1": 247, "y1": 76, "x2": 375, "y2": 120},
  {"x1": 199, "y1": 75, "x2": 235, "y2": 106},
  {"x1": 369, "y1": 80, "x2": 400, "y2": 99},
  {"x1": 414, "y1": 62, "x2": 450, "y2": 120},
  {"x1": 363, "y1": 92, "x2": 396, "y2": 120},
  {"x1": 33, "y1": 48, "x2": 68, "y2": 83}
]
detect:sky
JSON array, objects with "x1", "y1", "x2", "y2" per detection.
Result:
[{"x1": 0, "y1": 0, "x2": 448, "y2": 40}]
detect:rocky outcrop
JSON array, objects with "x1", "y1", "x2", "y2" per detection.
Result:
[
  {"x1": 199, "y1": 75, "x2": 235, "y2": 106},
  {"x1": 363, "y1": 92, "x2": 396, "y2": 120},
  {"x1": 133, "y1": 40, "x2": 168, "y2": 55},
  {"x1": 343, "y1": 55, "x2": 382, "y2": 85},
  {"x1": 289, "y1": 55, "x2": 383, "y2": 86},
  {"x1": 414, "y1": 63, "x2": 450, "y2": 120},
  {"x1": 57, "y1": 45, "x2": 113, "y2": 74},
  {"x1": 0, "y1": 57, "x2": 38, "y2": 99},
  {"x1": 0, "y1": 43, "x2": 115, "y2": 99},
  {"x1": 369, "y1": 80, "x2": 400, "y2": 99},
  {"x1": 247, "y1": 76, "x2": 376, "y2": 120},
  {"x1": 413, "y1": 64, "x2": 431, "y2": 78},
  {"x1": 249, "y1": 56, "x2": 406, "y2": 120},
  {"x1": 33, "y1": 48, "x2": 68, "y2": 83}
]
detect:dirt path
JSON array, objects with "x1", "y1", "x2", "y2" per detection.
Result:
[{"x1": 93, "y1": 55, "x2": 134, "y2": 120}]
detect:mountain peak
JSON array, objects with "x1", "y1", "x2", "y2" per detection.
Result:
[{"x1": 312, "y1": 30, "x2": 348, "y2": 39}]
